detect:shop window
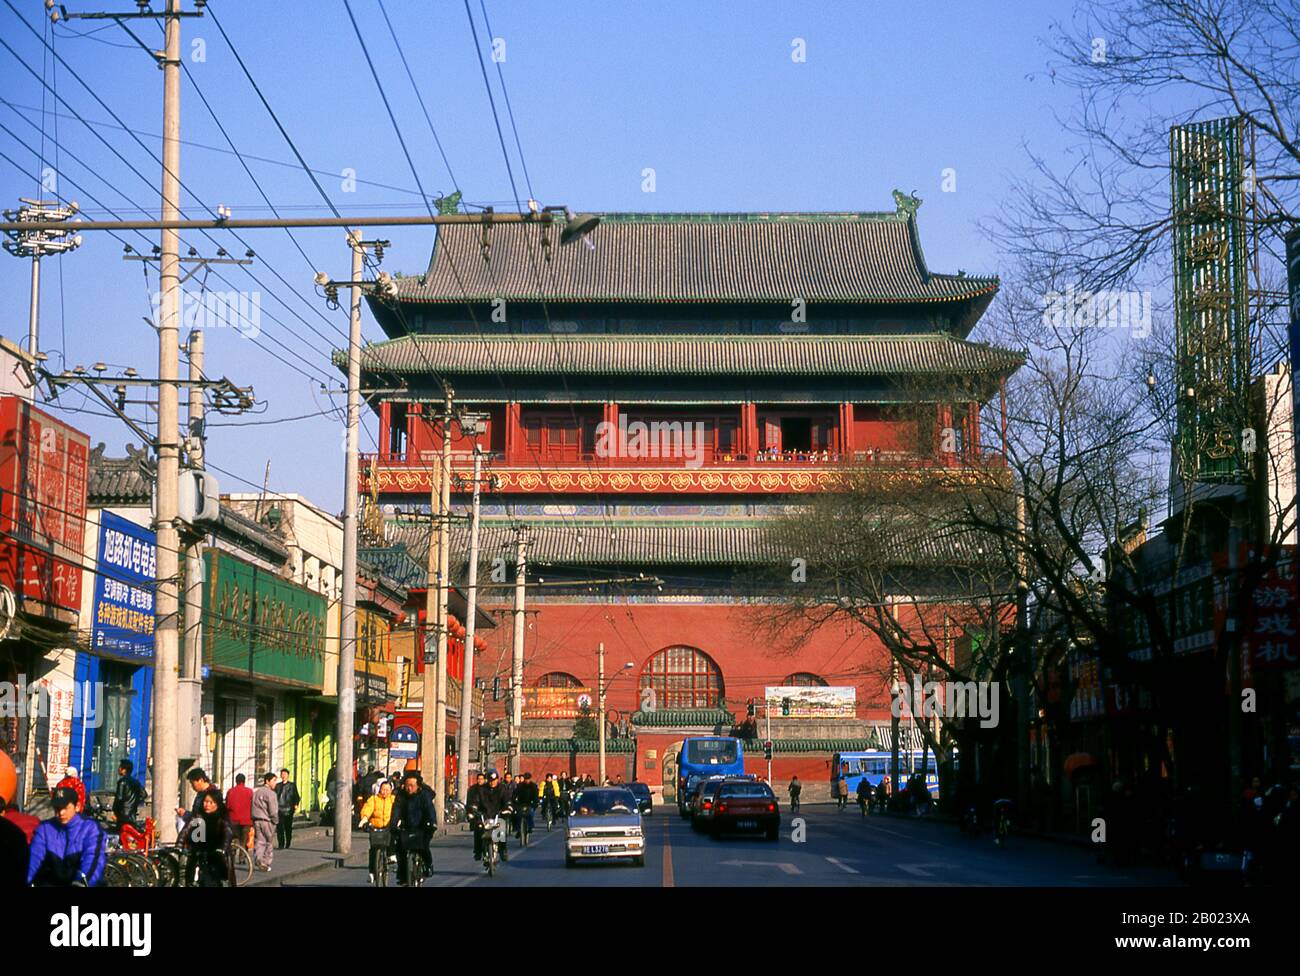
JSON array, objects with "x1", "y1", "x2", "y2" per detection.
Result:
[{"x1": 782, "y1": 672, "x2": 828, "y2": 687}]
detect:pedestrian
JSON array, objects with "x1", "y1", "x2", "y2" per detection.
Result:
[
  {"x1": 111, "y1": 759, "x2": 146, "y2": 829},
  {"x1": 856, "y1": 775, "x2": 872, "y2": 816},
  {"x1": 28, "y1": 786, "x2": 105, "y2": 887},
  {"x1": 177, "y1": 767, "x2": 214, "y2": 828},
  {"x1": 275, "y1": 768, "x2": 300, "y2": 849},
  {"x1": 54, "y1": 766, "x2": 86, "y2": 813},
  {"x1": 787, "y1": 775, "x2": 801, "y2": 814},
  {"x1": 185, "y1": 788, "x2": 234, "y2": 887},
  {"x1": 225, "y1": 773, "x2": 254, "y2": 851},
  {"x1": 251, "y1": 773, "x2": 278, "y2": 872},
  {"x1": 836, "y1": 775, "x2": 849, "y2": 810}
]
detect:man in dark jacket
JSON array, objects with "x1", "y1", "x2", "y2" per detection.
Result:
[
  {"x1": 112, "y1": 759, "x2": 145, "y2": 828},
  {"x1": 469, "y1": 770, "x2": 512, "y2": 863},
  {"x1": 28, "y1": 787, "x2": 106, "y2": 886},
  {"x1": 393, "y1": 772, "x2": 436, "y2": 883},
  {"x1": 275, "y1": 768, "x2": 300, "y2": 849},
  {"x1": 512, "y1": 772, "x2": 539, "y2": 838}
]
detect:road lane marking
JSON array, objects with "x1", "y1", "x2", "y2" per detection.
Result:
[
  {"x1": 719, "y1": 859, "x2": 803, "y2": 875},
  {"x1": 662, "y1": 816, "x2": 674, "y2": 887},
  {"x1": 825, "y1": 857, "x2": 859, "y2": 874},
  {"x1": 896, "y1": 863, "x2": 947, "y2": 877}
]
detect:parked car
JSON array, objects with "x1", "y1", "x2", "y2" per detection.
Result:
[
  {"x1": 710, "y1": 780, "x2": 780, "y2": 840},
  {"x1": 625, "y1": 781, "x2": 653, "y2": 815},
  {"x1": 565, "y1": 787, "x2": 646, "y2": 868},
  {"x1": 690, "y1": 779, "x2": 728, "y2": 832}
]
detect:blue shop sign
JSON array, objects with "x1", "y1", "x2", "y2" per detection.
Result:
[{"x1": 91, "y1": 511, "x2": 157, "y2": 660}]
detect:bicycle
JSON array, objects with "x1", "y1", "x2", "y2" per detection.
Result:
[
  {"x1": 228, "y1": 843, "x2": 254, "y2": 885},
  {"x1": 367, "y1": 826, "x2": 391, "y2": 887},
  {"x1": 993, "y1": 799, "x2": 1014, "y2": 847},
  {"x1": 481, "y1": 815, "x2": 507, "y2": 877},
  {"x1": 519, "y1": 805, "x2": 533, "y2": 848}
]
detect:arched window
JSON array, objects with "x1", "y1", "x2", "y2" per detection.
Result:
[
  {"x1": 782, "y1": 672, "x2": 828, "y2": 687},
  {"x1": 536, "y1": 671, "x2": 583, "y2": 688},
  {"x1": 639, "y1": 645, "x2": 723, "y2": 710}
]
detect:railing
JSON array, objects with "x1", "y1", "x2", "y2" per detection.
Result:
[{"x1": 362, "y1": 448, "x2": 1007, "y2": 470}]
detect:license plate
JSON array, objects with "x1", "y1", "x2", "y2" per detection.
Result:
[
  {"x1": 737, "y1": 820, "x2": 757, "y2": 828},
  {"x1": 587, "y1": 844, "x2": 609, "y2": 854}
]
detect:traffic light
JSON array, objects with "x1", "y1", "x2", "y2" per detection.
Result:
[
  {"x1": 746, "y1": 698, "x2": 755, "y2": 718},
  {"x1": 764, "y1": 741, "x2": 773, "y2": 761},
  {"x1": 781, "y1": 697, "x2": 791, "y2": 717},
  {"x1": 492, "y1": 676, "x2": 501, "y2": 701}
]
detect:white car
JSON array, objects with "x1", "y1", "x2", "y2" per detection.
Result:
[{"x1": 565, "y1": 787, "x2": 646, "y2": 868}]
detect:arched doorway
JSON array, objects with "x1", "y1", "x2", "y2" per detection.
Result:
[{"x1": 661, "y1": 740, "x2": 684, "y2": 803}]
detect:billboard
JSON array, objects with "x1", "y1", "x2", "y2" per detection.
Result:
[
  {"x1": 764, "y1": 685, "x2": 856, "y2": 719},
  {"x1": 203, "y1": 550, "x2": 326, "y2": 688},
  {"x1": 521, "y1": 686, "x2": 593, "y2": 720},
  {"x1": 1170, "y1": 117, "x2": 1252, "y2": 482},
  {"x1": 91, "y1": 512, "x2": 156, "y2": 660},
  {"x1": 0, "y1": 397, "x2": 90, "y2": 615}
]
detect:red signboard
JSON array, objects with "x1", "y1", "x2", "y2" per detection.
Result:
[
  {"x1": 1245, "y1": 544, "x2": 1299, "y2": 671},
  {"x1": 0, "y1": 397, "x2": 90, "y2": 616}
]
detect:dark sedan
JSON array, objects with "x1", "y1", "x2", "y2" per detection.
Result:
[
  {"x1": 710, "y1": 781, "x2": 780, "y2": 840},
  {"x1": 625, "y1": 781, "x2": 653, "y2": 815}
]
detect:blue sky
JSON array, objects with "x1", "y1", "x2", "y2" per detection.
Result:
[{"x1": 1, "y1": 0, "x2": 1085, "y2": 510}]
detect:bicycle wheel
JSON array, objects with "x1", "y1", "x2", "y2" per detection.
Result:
[
  {"x1": 131, "y1": 852, "x2": 160, "y2": 887},
  {"x1": 404, "y1": 850, "x2": 421, "y2": 887},
  {"x1": 229, "y1": 843, "x2": 254, "y2": 886},
  {"x1": 521, "y1": 817, "x2": 530, "y2": 848},
  {"x1": 485, "y1": 846, "x2": 495, "y2": 877},
  {"x1": 151, "y1": 849, "x2": 181, "y2": 887},
  {"x1": 103, "y1": 861, "x2": 130, "y2": 888},
  {"x1": 376, "y1": 848, "x2": 389, "y2": 887},
  {"x1": 113, "y1": 853, "x2": 149, "y2": 888}
]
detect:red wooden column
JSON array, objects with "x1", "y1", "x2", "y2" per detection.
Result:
[
  {"x1": 504, "y1": 401, "x2": 521, "y2": 462},
  {"x1": 940, "y1": 404, "x2": 954, "y2": 466},
  {"x1": 967, "y1": 402, "x2": 980, "y2": 458},
  {"x1": 743, "y1": 403, "x2": 759, "y2": 457},
  {"x1": 840, "y1": 402, "x2": 854, "y2": 455},
  {"x1": 379, "y1": 401, "x2": 392, "y2": 459}
]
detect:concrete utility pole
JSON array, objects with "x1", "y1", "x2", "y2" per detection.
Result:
[
  {"x1": 1, "y1": 199, "x2": 82, "y2": 358},
  {"x1": 456, "y1": 444, "x2": 484, "y2": 805},
  {"x1": 334, "y1": 230, "x2": 364, "y2": 855},
  {"x1": 180, "y1": 329, "x2": 204, "y2": 760},
  {"x1": 150, "y1": 0, "x2": 184, "y2": 843},
  {"x1": 419, "y1": 444, "x2": 442, "y2": 788},
  {"x1": 510, "y1": 526, "x2": 528, "y2": 776},
  {"x1": 597, "y1": 641, "x2": 606, "y2": 784},
  {"x1": 432, "y1": 389, "x2": 453, "y2": 824}
]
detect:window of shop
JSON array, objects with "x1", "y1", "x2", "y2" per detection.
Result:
[
  {"x1": 255, "y1": 697, "x2": 275, "y2": 777},
  {"x1": 90, "y1": 661, "x2": 135, "y2": 788},
  {"x1": 639, "y1": 645, "x2": 723, "y2": 710}
]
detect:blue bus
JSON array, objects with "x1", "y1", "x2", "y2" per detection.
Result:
[
  {"x1": 676, "y1": 737, "x2": 745, "y2": 814},
  {"x1": 831, "y1": 750, "x2": 953, "y2": 800}
]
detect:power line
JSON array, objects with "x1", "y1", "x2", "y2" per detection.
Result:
[{"x1": 477, "y1": 0, "x2": 533, "y2": 202}]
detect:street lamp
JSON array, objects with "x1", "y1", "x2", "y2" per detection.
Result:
[{"x1": 596, "y1": 643, "x2": 634, "y2": 784}]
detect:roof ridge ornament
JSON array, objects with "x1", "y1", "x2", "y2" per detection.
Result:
[{"x1": 892, "y1": 189, "x2": 922, "y2": 217}]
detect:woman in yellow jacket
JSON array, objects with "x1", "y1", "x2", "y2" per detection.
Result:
[{"x1": 358, "y1": 779, "x2": 396, "y2": 885}]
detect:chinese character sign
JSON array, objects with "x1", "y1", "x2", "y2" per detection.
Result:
[
  {"x1": 1247, "y1": 545, "x2": 1299, "y2": 671},
  {"x1": 91, "y1": 512, "x2": 157, "y2": 660}
]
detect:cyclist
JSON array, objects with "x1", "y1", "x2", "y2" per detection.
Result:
[
  {"x1": 393, "y1": 772, "x2": 436, "y2": 884},
  {"x1": 539, "y1": 773, "x2": 562, "y2": 827},
  {"x1": 29, "y1": 786, "x2": 105, "y2": 886},
  {"x1": 469, "y1": 770, "x2": 511, "y2": 863},
  {"x1": 112, "y1": 759, "x2": 145, "y2": 829},
  {"x1": 512, "y1": 772, "x2": 539, "y2": 840},
  {"x1": 358, "y1": 779, "x2": 397, "y2": 885},
  {"x1": 182, "y1": 788, "x2": 235, "y2": 886}
]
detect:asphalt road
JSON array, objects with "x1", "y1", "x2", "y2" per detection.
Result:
[{"x1": 298, "y1": 804, "x2": 1178, "y2": 888}]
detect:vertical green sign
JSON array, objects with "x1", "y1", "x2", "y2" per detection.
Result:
[
  {"x1": 204, "y1": 550, "x2": 326, "y2": 688},
  {"x1": 1170, "y1": 117, "x2": 1251, "y2": 483}
]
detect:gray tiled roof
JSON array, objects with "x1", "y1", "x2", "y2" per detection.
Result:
[
  {"x1": 88, "y1": 446, "x2": 152, "y2": 505},
  {"x1": 345, "y1": 333, "x2": 1022, "y2": 378},
  {"x1": 392, "y1": 210, "x2": 997, "y2": 305}
]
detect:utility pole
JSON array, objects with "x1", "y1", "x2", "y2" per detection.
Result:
[
  {"x1": 456, "y1": 444, "x2": 484, "y2": 805},
  {"x1": 597, "y1": 641, "x2": 606, "y2": 784},
  {"x1": 150, "y1": 0, "x2": 185, "y2": 843},
  {"x1": 180, "y1": 328, "x2": 204, "y2": 763},
  {"x1": 432, "y1": 388, "x2": 454, "y2": 824},
  {"x1": 510, "y1": 526, "x2": 528, "y2": 776},
  {"x1": 334, "y1": 230, "x2": 365, "y2": 855},
  {"x1": 2, "y1": 199, "x2": 82, "y2": 358}
]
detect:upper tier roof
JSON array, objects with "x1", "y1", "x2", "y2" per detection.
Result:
[{"x1": 387, "y1": 203, "x2": 997, "y2": 309}]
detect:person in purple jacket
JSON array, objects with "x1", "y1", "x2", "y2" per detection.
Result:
[{"x1": 28, "y1": 786, "x2": 106, "y2": 886}]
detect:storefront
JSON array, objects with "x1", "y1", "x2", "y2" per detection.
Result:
[
  {"x1": 71, "y1": 510, "x2": 155, "y2": 792},
  {"x1": 202, "y1": 549, "x2": 326, "y2": 790}
]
